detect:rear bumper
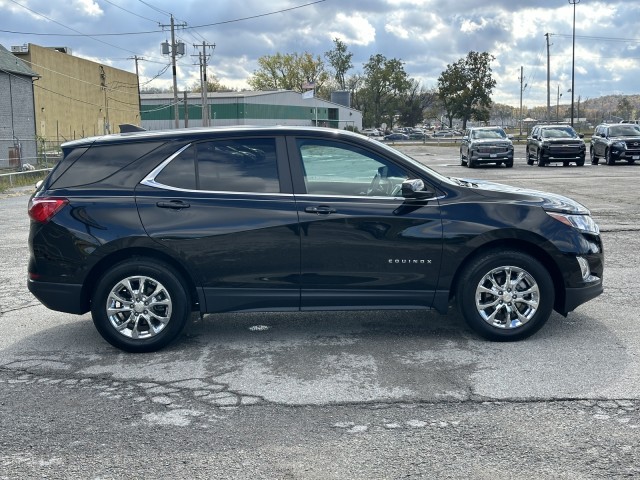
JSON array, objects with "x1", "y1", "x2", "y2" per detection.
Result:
[{"x1": 28, "y1": 279, "x2": 87, "y2": 314}]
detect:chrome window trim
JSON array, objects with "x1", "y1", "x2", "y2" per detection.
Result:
[{"x1": 140, "y1": 142, "x2": 287, "y2": 196}]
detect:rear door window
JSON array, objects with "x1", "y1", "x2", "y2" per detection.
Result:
[{"x1": 155, "y1": 138, "x2": 280, "y2": 193}]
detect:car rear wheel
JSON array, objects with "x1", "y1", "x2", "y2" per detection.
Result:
[
  {"x1": 91, "y1": 258, "x2": 191, "y2": 352},
  {"x1": 456, "y1": 250, "x2": 554, "y2": 341}
]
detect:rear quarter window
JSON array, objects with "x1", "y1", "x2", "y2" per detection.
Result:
[{"x1": 50, "y1": 142, "x2": 165, "y2": 189}]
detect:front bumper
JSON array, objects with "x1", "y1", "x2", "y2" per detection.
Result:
[{"x1": 561, "y1": 280, "x2": 603, "y2": 313}]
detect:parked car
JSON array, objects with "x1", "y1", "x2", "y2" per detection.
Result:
[
  {"x1": 362, "y1": 128, "x2": 383, "y2": 137},
  {"x1": 590, "y1": 123, "x2": 640, "y2": 165},
  {"x1": 28, "y1": 126, "x2": 604, "y2": 352},
  {"x1": 384, "y1": 133, "x2": 409, "y2": 141},
  {"x1": 432, "y1": 130, "x2": 454, "y2": 137},
  {"x1": 460, "y1": 126, "x2": 514, "y2": 168},
  {"x1": 526, "y1": 124, "x2": 586, "y2": 167}
]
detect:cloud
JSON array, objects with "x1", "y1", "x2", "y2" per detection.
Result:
[
  {"x1": 328, "y1": 12, "x2": 376, "y2": 46},
  {"x1": 72, "y1": 0, "x2": 102, "y2": 17}
]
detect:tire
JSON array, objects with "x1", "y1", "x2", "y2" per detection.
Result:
[
  {"x1": 563, "y1": 161, "x2": 569, "y2": 167},
  {"x1": 576, "y1": 156, "x2": 585, "y2": 167},
  {"x1": 526, "y1": 148, "x2": 534, "y2": 166},
  {"x1": 536, "y1": 150, "x2": 545, "y2": 167},
  {"x1": 505, "y1": 160, "x2": 513, "y2": 168},
  {"x1": 605, "y1": 148, "x2": 615, "y2": 165},
  {"x1": 590, "y1": 148, "x2": 599, "y2": 165},
  {"x1": 91, "y1": 258, "x2": 191, "y2": 352},
  {"x1": 455, "y1": 250, "x2": 554, "y2": 341},
  {"x1": 460, "y1": 150, "x2": 466, "y2": 166},
  {"x1": 468, "y1": 158, "x2": 476, "y2": 168}
]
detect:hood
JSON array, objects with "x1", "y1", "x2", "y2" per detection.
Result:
[
  {"x1": 610, "y1": 135, "x2": 640, "y2": 140},
  {"x1": 470, "y1": 138, "x2": 512, "y2": 146},
  {"x1": 456, "y1": 178, "x2": 590, "y2": 215}
]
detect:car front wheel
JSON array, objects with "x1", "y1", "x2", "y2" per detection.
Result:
[
  {"x1": 526, "y1": 149, "x2": 534, "y2": 166},
  {"x1": 605, "y1": 148, "x2": 615, "y2": 165},
  {"x1": 91, "y1": 258, "x2": 191, "y2": 352},
  {"x1": 456, "y1": 250, "x2": 554, "y2": 341},
  {"x1": 536, "y1": 150, "x2": 545, "y2": 167},
  {"x1": 590, "y1": 147, "x2": 599, "y2": 165}
]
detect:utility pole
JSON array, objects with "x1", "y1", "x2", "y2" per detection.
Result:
[
  {"x1": 99, "y1": 65, "x2": 109, "y2": 134},
  {"x1": 161, "y1": 15, "x2": 186, "y2": 129},
  {"x1": 569, "y1": 0, "x2": 580, "y2": 128},
  {"x1": 545, "y1": 33, "x2": 551, "y2": 121},
  {"x1": 519, "y1": 66, "x2": 526, "y2": 136},
  {"x1": 128, "y1": 55, "x2": 144, "y2": 119},
  {"x1": 193, "y1": 41, "x2": 215, "y2": 127}
]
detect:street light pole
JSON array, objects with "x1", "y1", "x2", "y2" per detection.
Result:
[{"x1": 569, "y1": 0, "x2": 580, "y2": 128}]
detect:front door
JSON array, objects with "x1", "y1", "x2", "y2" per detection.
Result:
[{"x1": 289, "y1": 136, "x2": 443, "y2": 310}]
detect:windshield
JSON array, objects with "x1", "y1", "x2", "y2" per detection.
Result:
[
  {"x1": 609, "y1": 125, "x2": 640, "y2": 137},
  {"x1": 541, "y1": 127, "x2": 578, "y2": 139},
  {"x1": 472, "y1": 129, "x2": 506, "y2": 139}
]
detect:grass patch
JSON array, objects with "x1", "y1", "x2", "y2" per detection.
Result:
[{"x1": 0, "y1": 170, "x2": 49, "y2": 193}]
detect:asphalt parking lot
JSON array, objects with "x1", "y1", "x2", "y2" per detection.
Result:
[{"x1": 1, "y1": 144, "x2": 639, "y2": 479}]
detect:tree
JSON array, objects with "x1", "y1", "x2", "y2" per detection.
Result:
[
  {"x1": 616, "y1": 96, "x2": 634, "y2": 120},
  {"x1": 491, "y1": 103, "x2": 516, "y2": 127},
  {"x1": 397, "y1": 81, "x2": 438, "y2": 128},
  {"x1": 190, "y1": 75, "x2": 235, "y2": 93},
  {"x1": 362, "y1": 54, "x2": 411, "y2": 128},
  {"x1": 437, "y1": 51, "x2": 496, "y2": 129},
  {"x1": 325, "y1": 38, "x2": 353, "y2": 91},
  {"x1": 247, "y1": 52, "x2": 329, "y2": 94}
]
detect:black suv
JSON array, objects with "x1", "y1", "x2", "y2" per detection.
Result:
[
  {"x1": 526, "y1": 124, "x2": 586, "y2": 166},
  {"x1": 28, "y1": 126, "x2": 604, "y2": 352},
  {"x1": 590, "y1": 123, "x2": 640, "y2": 165},
  {"x1": 460, "y1": 126, "x2": 514, "y2": 168}
]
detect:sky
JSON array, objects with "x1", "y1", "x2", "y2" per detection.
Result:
[{"x1": 1, "y1": 0, "x2": 639, "y2": 109}]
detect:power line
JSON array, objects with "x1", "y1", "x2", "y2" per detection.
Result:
[
  {"x1": 0, "y1": 0, "x2": 327, "y2": 37},
  {"x1": 6, "y1": 0, "x2": 144, "y2": 56},
  {"x1": 551, "y1": 33, "x2": 640, "y2": 44},
  {"x1": 101, "y1": 0, "x2": 160, "y2": 24},
  {"x1": 137, "y1": 0, "x2": 172, "y2": 17}
]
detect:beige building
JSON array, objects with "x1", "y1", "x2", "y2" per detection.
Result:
[{"x1": 12, "y1": 43, "x2": 140, "y2": 145}]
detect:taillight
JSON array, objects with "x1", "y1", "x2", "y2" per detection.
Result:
[{"x1": 28, "y1": 198, "x2": 68, "y2": 223}]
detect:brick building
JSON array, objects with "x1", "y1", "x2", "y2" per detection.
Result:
[{"x1": 12, "y1": 43, "x2": 140, "y2": 146}]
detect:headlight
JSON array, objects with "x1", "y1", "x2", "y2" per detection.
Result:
[
  {"x1": 612, "y1": 141, "x2": 626, "y2": 150},
  {"x1": 547, "y1": 211, "x2": 600, "y2": 234}
]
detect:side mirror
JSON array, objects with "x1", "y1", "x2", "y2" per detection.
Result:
[
  {"x1": 507, "y1": 134, "x2": 514, "y2": 140},
  {"x1": 579, "y1": 133, "x2": 585, "y2": 138},
  {"x1": 462, "y1": 135, "x2": 469, "y2": 141},
  {"x1": 401, "y1": 179, "x2": 433, "y2": 199}
]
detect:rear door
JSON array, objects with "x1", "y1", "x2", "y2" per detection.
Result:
[
  {"x1": 287, "y1": 135, "x2": 443, "y2": 310},
  {"x1": 135, "y1": 135, "x2": 301, "y2": 313}
]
